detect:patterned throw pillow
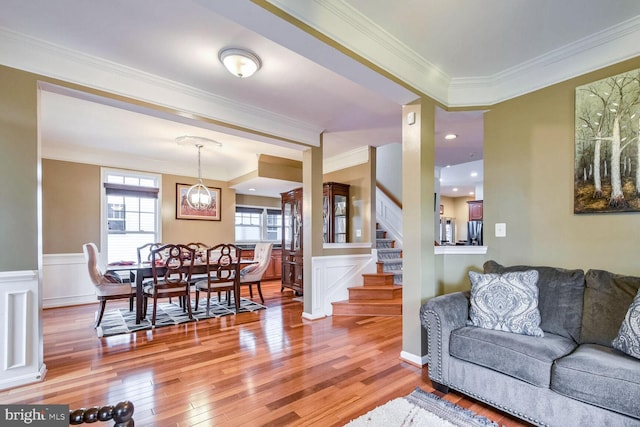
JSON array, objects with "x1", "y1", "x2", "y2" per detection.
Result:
[
  {"x1": 612, "y1": 288, "x2": 640, "y2": 359},
  {"x1": 468, "y1": 270, "x2": 544, "y2": 337}
]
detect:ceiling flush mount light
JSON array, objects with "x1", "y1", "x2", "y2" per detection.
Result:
[
  {"x1": 176, "y1": 136, "x2": 222, "y2": 210},
  {"x1": 444, "y1": 133, "x2": 457, "y2": 140},
  {"x1": 219, "y1": 48, "x2": 261, "y2": 78}
]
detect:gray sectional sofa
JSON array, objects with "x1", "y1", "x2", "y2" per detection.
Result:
[{"x1": 420, "y1": 261, "x2": 640, "y2": 427}]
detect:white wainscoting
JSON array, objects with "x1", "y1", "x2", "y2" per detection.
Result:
[
  {"x1": 43, "y1": 253, "x2": 96, "y2": 308},
  {"x1": 305, "y1": 252, "x2": 377, "y2": 319},
  {"x1": 0, "y1": 270, "x2": 46, "y2": 391}
]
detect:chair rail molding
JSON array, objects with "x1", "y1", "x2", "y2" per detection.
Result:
[
  {"x1": 376, "y1": 186, "x2": 403, "y2": 249},
  {"x1": 0, "y1": 270, "x2": 46, "y2": 391},
  {"x1": 304, "y1": 253, "x2": 377, "y2": 319}
]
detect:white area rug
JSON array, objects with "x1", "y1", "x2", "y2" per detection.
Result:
[{"x1": 345, "y1": 388, "x2": 499, "y2": 427}]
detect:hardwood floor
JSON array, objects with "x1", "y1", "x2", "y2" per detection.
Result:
[{"x1": 0, "y1": 280, "x2": 530, "y2": 426}]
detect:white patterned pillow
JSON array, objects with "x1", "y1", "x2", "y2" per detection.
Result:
[
  {"x1": 612, "y1": 288, "x2": 640, "y2": 359},
  {"x1": 468, "y1": 270, "x2": 544, "y2": 337}
]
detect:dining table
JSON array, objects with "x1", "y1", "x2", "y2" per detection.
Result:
[{"x1": 106, "y1": 258, "x2": 256, "y2": 324}]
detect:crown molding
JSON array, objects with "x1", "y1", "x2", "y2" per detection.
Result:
[
  {"x1": 323, "y1": 145, "x2": 370, "y2": 174},
  {"x1": 267, "y1": 0, "x2": 640, "y2": 107},
  {"x1": 0, "y1": 26, "x2": 322, "y2": 146},
  {"x1": 448, "y1": 15, "x2": 640, "y2": 106},
  {"x1": 266, "y1": 0, "x2": 450, "y2": 104}
]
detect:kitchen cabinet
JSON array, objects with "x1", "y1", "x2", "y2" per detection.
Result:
[
  {"x1": 467, "y1": 200, "x2": 483, "y2": 221},
  {"x1": 323, "y1": 182, "x2": 350, "y2": 243}
]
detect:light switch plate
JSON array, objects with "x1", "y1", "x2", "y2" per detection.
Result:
[
  {"x1": 407, "y1": 111, "x2": 416, "y2": 125},
  {"x1": 495, "y1": 223, "x2": 506, "y2": 237}
]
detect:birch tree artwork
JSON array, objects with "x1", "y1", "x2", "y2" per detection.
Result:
[{"x1": 575, "y1": 68, "x2": 640, "y2": 213}]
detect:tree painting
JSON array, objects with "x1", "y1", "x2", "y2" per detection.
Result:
[{"x1": 575, "y1": 68, "x2": 640, "y2": 213}]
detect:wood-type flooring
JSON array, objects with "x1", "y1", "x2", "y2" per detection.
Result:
[{"x1": 0, "y1": 280, "x2": 530, "y2": 426}]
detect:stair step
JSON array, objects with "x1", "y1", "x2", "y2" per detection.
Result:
[
  {"x1": 348, "y1": 285, "x2": 402, "y2": 300},
  {"x1": 377, "y1": 248, "x2": 402, "y2": 259},
  {"x1": 375, "y1": 230, "x2": 387, "y2": 239},
  {"x1": 332, "y1": 298, "x2": 402, "y2": 317},
  {"x1": 377, "y1": 259, "x2": 402, "y2": 270},
  {"x1": 376, "y1": 239, "x2": 395, "y2": 249},
  {"x1": 362, "y1": 273, "x2": 395, "y2": 286}
]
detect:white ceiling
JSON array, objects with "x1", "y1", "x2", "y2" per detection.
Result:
[{"x1": 1, "y1": 0, "x2": 639, "y2": 197}]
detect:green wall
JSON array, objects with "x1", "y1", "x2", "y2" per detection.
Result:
[
  {"x1": 482, "y1": 57, "x2": 640, "y2": 275},
  {"x1": 0, "y1": 66, "x2": 38, "y2": 271}
]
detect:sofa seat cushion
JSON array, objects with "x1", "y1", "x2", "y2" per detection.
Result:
[
  {"x1": 450, "y1": 326, "x2": 576, "y2": 388},
  {"x1": 552, "y1": 343, "x2": 640, "y2": 419}
]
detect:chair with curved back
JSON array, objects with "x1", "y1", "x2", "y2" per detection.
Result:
[
  {"x1": 142, "y1": 244, "x2": 195, "y2": 327},
  {"x1": 136, "y1": 242, "x2": 163, "y2": 264},
  {"x1": 83, "y1": 243, "x2": 135, "y2": 328},
  {"x1": 194, "y1": 243, "x2": 242, "y2": 315},
  {"x1": 186, "y1": 242, "x2": 210, "y2": 284},
  {"x1": 239, "y1": 242, "x2": 273, "y2": 304}
]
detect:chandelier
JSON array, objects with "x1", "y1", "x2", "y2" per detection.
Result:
[{"x1": 176, "y1": 136, "x2": 221, "y2": 210}]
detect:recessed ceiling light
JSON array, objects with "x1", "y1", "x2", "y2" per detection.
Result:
[
  {"x1": 453, "y1": 188, "x2": 459, "y2": 192},
  {"x1": 248, "y1": 188, "x2": 256, "y2": 192},
  {"x1": 470, "y1": 172, "x2": 478, "y2": 177},
  {"x1": 445, "y1": 134, "x2": 457, "y2": 140},
  {"x1": 445, "y1": 165, "x2": 451, "y2": 168},
  {"x1": 469, "y1": 191, "x2": 475, "y2": 195}
]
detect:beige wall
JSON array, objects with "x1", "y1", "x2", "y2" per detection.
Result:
[
  {"x1": 323, "y1": 160, "x2": 373, "y2": 244},
  {"x1": 42, "y1": 160, "x2": 236, "y2": 253},
  {"x1": 42, "y1": 160, "x2": 101, "y2": 253},
  {"x1": 161, "y1": 174, "x2": 235, "y2": 245},
  {"x1": 482, "y1": 56, "x2": 640, "y2": 275},
  {"x1": 0, "y1": 65, "x2": 39, "y2": 271},
  {"x1": 236, "y1": 194, "x2": 281, "y2": 208}
]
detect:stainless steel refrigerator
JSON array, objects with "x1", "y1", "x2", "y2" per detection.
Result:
[
  {"x1": 439, "y1": 217, "x2": 455, "y2": 245},
  {"x1": 467, "y1": 220, "x2": 483, "y2": 245}
]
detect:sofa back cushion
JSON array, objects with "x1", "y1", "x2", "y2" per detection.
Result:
[
  {"x1": 483, "y1": 261, "x2": 585, "y2": 342},
  {"x1": 580, "y1": 269, "x2": 640, "y2": 347}
]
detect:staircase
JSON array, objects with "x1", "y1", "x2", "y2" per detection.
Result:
[
  {"x1": 331, "y1": 224, "x2": 403, "y2": 317},
  {"x1": 375, "y1": 226, "x2": 403, "y2": 285}
]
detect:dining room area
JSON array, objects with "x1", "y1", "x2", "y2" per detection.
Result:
[{"x1": 89, "y1": 240, "x2": 273, "y2": 337}]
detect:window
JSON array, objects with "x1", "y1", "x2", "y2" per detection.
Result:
[
  {"x1": 102, "y1": 169, "x2": 161, "y2": 263},
  {"x1": 235, "y1": 206, "x2": 282, "y2": 242}
]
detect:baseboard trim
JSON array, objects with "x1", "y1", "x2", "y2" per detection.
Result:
[
  {"x1": 400, "y1": 350, "x2": 428, "y2": 366},
  {"x1": 302, "y1": 311, "x2": 326, "y2": 320}
]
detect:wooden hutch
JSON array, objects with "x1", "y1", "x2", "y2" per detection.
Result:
[
  {"x1": 323, "y1": 182, "x2": 350, "y2": 243},
  {"x1": 280, "y1": 187, "x2": 303, "y2": 295},
  {"x1": 281, "y1": 182, "x2": 350, "y2": 295}
]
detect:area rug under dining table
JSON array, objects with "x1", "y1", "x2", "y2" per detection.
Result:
[
  {"x1": 96, "y1": 297, "x2": 266, "y2": 337},
  {"x1": 344, "y1": 387, "x2": 500, "y2": 427}
]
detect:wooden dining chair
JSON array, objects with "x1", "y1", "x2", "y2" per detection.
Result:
[
  {"x1": 186, "y1": 242, "x2": 210, "y2": 283},
  {"x1": 136, "y1": 242, "x2": 163, "y2": 264},
  {"x1": 142, "y1": 244, "x2": 195, "y2": 327},
  {"x1": 239, "y1": 242, "x2": 273, "y2": 304},
  {"x1": 194, "y1": 243, "x2": 243, "y2": 315},
  {"x1": 83, "y1": 243, "x2": 135, "y2": 328}
]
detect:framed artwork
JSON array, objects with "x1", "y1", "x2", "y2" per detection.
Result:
[
  {"x1": 176, "y1": 183, "x2": 221, "y2": 220},
  {"x1": 574, "y1": 67, "x2": 640, "y2": 214}
]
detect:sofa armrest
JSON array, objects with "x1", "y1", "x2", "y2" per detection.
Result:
[{"x1": 419, "y1": 291, "x2": 470, "y2": 386}]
